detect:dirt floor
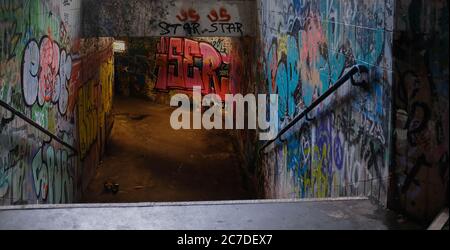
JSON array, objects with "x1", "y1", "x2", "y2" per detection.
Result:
[{"x1": 81, "y1": 96, "x2": 255, "y2": 203}]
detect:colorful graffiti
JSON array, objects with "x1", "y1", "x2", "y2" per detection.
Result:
[
  {"x1": 0, "y1": 108, "x2": 29, "y2": 204},
  {"x1": 257, "y1": 0, "x2": 392, "y2": 203},
  {"x1": 113, "y1": 36, "x2": 241, "y2": 103},
  {"x1": 75, "y1": 39, "x2": 115, "y2": 191},
  {"x1": 31, "y1": 143, "x2": 75, "y2": 204},
  {"x1": 22, "y1": 36, "x2": 72, "y2": 115},
  {"x1": 154, "y1": 37, "x2": 232, "y2": 99},
  {"x1": 77, "y1": 47, "x2": 114, "y2": 160},
  {"x1": 77, "y1": 79, "x2": 99, "y2": 159},
  {"x1": 1, "y1": 0, "x2": 82, "y2": 205},
  {"x1": 1, "y1": 0, "x2": 115, "y2": 206},
  {"x1": 100, "y1": 58, "x2": 114, "y2": 129},
  {"x1": 0, "y1": 108, "x2": 75, "y2": 205}
]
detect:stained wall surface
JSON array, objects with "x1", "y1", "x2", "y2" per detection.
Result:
[{"x1": 82, "y1": 0, "x2": 256, "y2": 37}]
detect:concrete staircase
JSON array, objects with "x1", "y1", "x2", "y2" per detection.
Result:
[{"x1": 0, "y1": 198, "x2": 421, "y2": 230}]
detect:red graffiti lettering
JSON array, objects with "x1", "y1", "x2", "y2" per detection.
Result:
[
  {"x1": 208, "y1": 7, "x2": 231, "y2": 22},
  {"x1": 155, "y1": 38, "x2": 232, "y2": 98},
  {"x1": 39, "y1": 37, "x2": 60, "y2": 104},
  {"x1": 176, "y1": 8, "x2": 200, "y2": 22},
  {"x1": 168, "y1": 38, "x2": 184, "y2": 88},
  {"x1": 183, "y1": 39, "x2": 202, "y2": 89}
]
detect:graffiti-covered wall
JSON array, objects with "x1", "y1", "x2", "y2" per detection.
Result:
[
  {"x1": 393, "y1": 0, "x2": 449, "y2": 223},
  {"x1": 114, "y1": 37, "x2": 253, "y2": 105},
  {"x1": 77, "y1": 37, "x2": 115, "y2": 192},
  {"x1": 0, "y1": 0, "x2": 81, "y2": 205},
  {"x1": 0, "y1": 0, "x2": 114, "y2": 205},
  {"x1": 255, "y1": 0, "x2": 394, "y2": 204},
  {"x1": 114, "y1": 37, "x2": 158, "y2": 99}
]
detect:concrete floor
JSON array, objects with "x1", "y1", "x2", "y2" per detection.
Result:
[
  {"x1": 0, "y1": 198, "x2": 422, "y2": 230},
  {"x1": 81, "y1": 96, "x2": 255, "y2": 203}
]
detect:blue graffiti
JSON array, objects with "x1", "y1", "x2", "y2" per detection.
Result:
[
  {"x1": 333, "y1": 135, "x2": 343, "y2": 170},
  {"x1": 287, "y1": 136, "x2": 300, "y2": 172},
  {"x1": 287, "y1": 36, "x2": 300, "y2": 115},
  {"x1": 293, "y1": 0, "x2": 302, "y2": 13},
  {"x1": 315, "y1": 116, "x2": 333, "y2": 176},
  {"x1": 276, "y1": 62, "x2": 289, "y2": 124}
]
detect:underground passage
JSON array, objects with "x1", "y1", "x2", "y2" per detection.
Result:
[{"x1": 0, "y1": 0, "x2": 448, "y2": 231}]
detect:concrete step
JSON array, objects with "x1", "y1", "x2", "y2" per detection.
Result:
[{"x1": 0, "y1": 198, "x2": 421, "y2": 230}]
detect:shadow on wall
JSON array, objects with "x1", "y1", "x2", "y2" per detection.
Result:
[
  {"x1": 114, "y1": 37, "x2": 158, "y2": 98},
  {"x1": 393, "y1": 0, "x2": 449, "y2": 224}
]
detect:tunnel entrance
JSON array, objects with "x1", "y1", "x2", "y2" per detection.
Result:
[{"x1": 80, "y1": 37, "x2": 256, "y2": 203}]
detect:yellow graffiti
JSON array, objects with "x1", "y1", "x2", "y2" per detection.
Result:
[
  {"x1": 77, "y1": 54, "x2": 114, "y2": 159},
  {"x1": 77, "y1": 79, "x2": 99, "y2": 158},
  {"x1": 312, "y1": 144, "x2": 329, "y2": 198},
  {"x1": 99, "y1": 58, "x2": 114, "y2": 128},
  {"x1": 278, "y1": 35, "x2": 288, "y2": 58}
]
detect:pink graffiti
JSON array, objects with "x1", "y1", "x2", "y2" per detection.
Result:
[
  {"x1": 300, "y1": 15, "x2": 325, "y2": 66},
  {"x1": 38, "y1": 37, "x2": 60, "y2": 104},
  {"x1": 22, "y1": 36, "x2": 72, "y2": 115},
  {"x1": 155, "y1": 38, "x2": 232, "y2": 99}
]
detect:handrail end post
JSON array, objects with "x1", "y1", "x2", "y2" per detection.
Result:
[{"x1": 351, "y1": 64, "x2": 370, "y2": 88}]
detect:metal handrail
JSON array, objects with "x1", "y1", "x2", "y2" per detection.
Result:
[
  {"x1": 0, "y1": 99, "x2": 78, "y2": 154},
  {"x1": 260, "y1": 64, "x2": 369, "y2": 154}
]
